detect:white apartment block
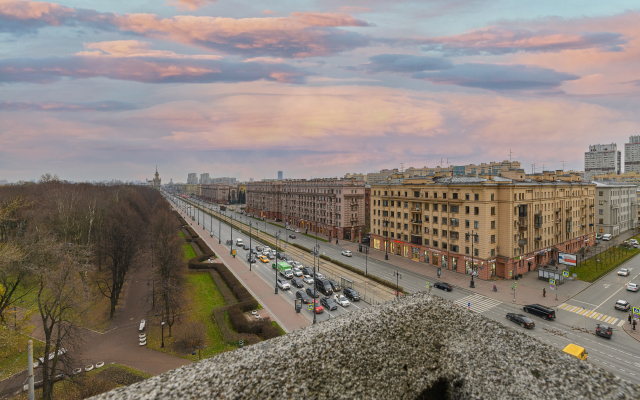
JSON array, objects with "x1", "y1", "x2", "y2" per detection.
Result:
[
  {"x1": 595, "y1": 182, "x2": 637, "y2": 236},
  {"x1": 200, "y1": 173, "x2": 210, "y2": 184},
  {"x1": 187, "y1": 173, "x2": 198, "y2": 185},
  {"x1": 584, "y1": 143, "x2": 621, "y2": 181},
  {"x1": 625, "y1": 135, "x2": 640, "y2": 174}
]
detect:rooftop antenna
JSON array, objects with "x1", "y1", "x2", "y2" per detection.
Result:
[
  {"x1": 446, "y1": 158, "x2": 450, "y2": 167},
  {"x1": 509, "y1": 149, "x2": 515, "y2": 163},
  {"x1": 400, "y1": 163, "x2": 404, "y2": 173},
  {"x1": 560, "y1": 161, "x2": 566, "y2": 171}
]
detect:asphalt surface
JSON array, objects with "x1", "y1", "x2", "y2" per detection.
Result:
[{"x1": 170, "y1": 194, "x2": 640, "y2": 384}]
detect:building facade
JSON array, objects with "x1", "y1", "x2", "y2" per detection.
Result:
[
  {"x1": 175, "y1": 183, "x2": 198, "y2": 195},
  {"x1": 366, "y1": 169, "x2": 400, "y2": 184},
  {"x1": 369, "y1": 173, "x2": 596, "y2": 280},
  {"x1": 199, "y1": 183, "x2": 238, "y2": 204},
  {"x1": 246, "y1": 179, "x2": 366, "y2": 240},
  {"x1": 200, "y1": 173, "x2": 210, "y2": 184},
  {"x1": 592, "y1": 171, "x2": 640, "y2": 184},
  {"x1": 594, "y1": 183, "x2": 637, "y2": 236},
  {"x1": 625, "y1": 136, "x2": 640, "y2": 174},
  {"x1": 187, "y1": 173, "x2": 198, "y2": 185},
  {"x1": 584, "y1": 143, "x2": 621, "y2": 181}
]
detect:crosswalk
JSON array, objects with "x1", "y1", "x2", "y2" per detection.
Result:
[
  {"x1": 558, "y1": 303, "x2": 627, "y2": 327},
  {"x1": 454, "y1": 294, "x2": 502, "y2": 314}
]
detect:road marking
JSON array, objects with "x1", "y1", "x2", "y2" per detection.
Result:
[
  {"x1": 619, "y1": 320, "x2": 627, "y2": 327},
  {"x1": 599, "y1": 315, "x2": 608, "y2": 321},
  {"x1": 454, "y1": 294, "x2": 502, "y2": 313},
  {"x1": 586, "y1": 310, "x2": 595, "y2": 317},
  {"x1": 568, "y1": 306, "x2": 578, "y2": 312},
  {"x1": 611, "y1": 318, "x2": 619, "y2": 325},
  {"x1": 559, "y1": 303, "x2": 569, "y2": 309},
  {"x1": 604, "y1": 316, "x2": 612, "y2": 323},
  {"x1": 580, "y1": 309, "x2": 590, "y2": 315},
  {"x1": 595, "y1": 285, "x2": 626, "y2": 310}
]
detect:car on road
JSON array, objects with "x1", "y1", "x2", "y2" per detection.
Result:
[
  {"x1": 627, "y1": 283, "x2": 639, "y2": 292},
  {"x1": 302, "y1": 267, "x2": 314, "y2": 276},
  {"x1": 523, "y1": 304, "x2": 556, "y2": 320},
  {"x1": 292, "y1": 267, "x2": 303, "y2": 277},
  {"x1": 316, "y1": 279, "x2": 333, "y2": 296},
  {"x1": 295, "y1": 229, "x2": 300, "y2": 233},
  {"x1": 263, "y1": 247, "x2": 272, "y2": 253},
  {"x1": 312, "y1": 299, "x2": 324, "y2": 314},
  {"x1": 328, "y1": 279, "x2": 341, "y2": 292},
  {"x1": 235, "y1": 238, "x2": 243, "y2": 247},
  {"x1": 259, "y1": 255, "x2": 269, "y2": 263},
  {"x1": 314, "y1": 272, "x2": 325, "y2": 280},
  {"x1": 334, "y1": 294, "x2": 350, "y2": 307},
  {"x1": 296, "y1": 290, "x2": 312, "y2": 303},
  {"x1": 341, "y1": 250, "x2": 353, "y2": 257},
  {"x1": 618, "y1": 268, "x2": 630, "y2": 276},
  {"x1": 277, "y1": 278, "x2": 290, "y2": 290},
  {"x1": 256, "y1": 245, "x2": 263, "y2": 252},
  {"x1": 262, "y1": 250, "x2": 271, "y2": 256},
  {"x1": 306, "y1": 287, "x2": 320, "y2": 298},
  {"x1": 302, "y1": 275, "x2": 314, "y2": 285},
  {"x1": 615, "y1": 300, "x2": 630, "y2": 311},
  {"x1": 290, "y1": 277, "x2": 304, "y2": 288},
  {"x1": 267, "y1": 253, "x2": 275, "y2": 260},
  {"x1": 434, "y1": 282, "x2": 453, "y2": 292},
  {"x1": 344, "y1": 287, "x2": 360, "y2": 301},
  {"x1": 505, "y1": 313, "x2": 535, "y2": 329},
  {"x1": 277, "y1": 252, "x2": 286, "y2": 260},
  {"x1": 321, "y1": 297, "x2": 338, "y2": 311},
  {"x1": 250, "y1": 249, "x2": 257, "y2": 255},
  {"x1": 243, "y1": 244, "x2": 250, "y2": 250},
  {"x1": 596, "y1": 324, "x2": 612, "y2": 339},
  {"x1": 247, "y1": 255, "x2": 256, "y2": 264},
  {"x1": 291, "y1": 261, "x2": 302, "y2": 268},
  {"x1": 289, "y1": 234, "x2": 296, "y2": 239}
]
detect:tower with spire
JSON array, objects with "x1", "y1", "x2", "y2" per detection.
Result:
[{"x1": 152, "y1": 166, "x2": 161, "y2": 189}]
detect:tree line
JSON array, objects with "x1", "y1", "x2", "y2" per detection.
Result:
[{"x1": 0, "y1": 174, "x2": 185, "y2": 400}]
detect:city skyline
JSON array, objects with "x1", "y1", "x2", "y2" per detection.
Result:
[{"x1": 1, "y1": 0, "x2": 639, "y2": 182}]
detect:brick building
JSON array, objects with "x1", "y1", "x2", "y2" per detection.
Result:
[
  {"x1": 246, "y1": 179, "x2": 366, "y2": 240},
  {"x1": 369, "y1": 171, "x2": 596, "y2": 280}
]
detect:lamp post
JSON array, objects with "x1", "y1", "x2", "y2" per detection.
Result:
[
  {"x1": 249, "y1": 221, "x2": 253, "y2": 271},
  {"x1": 275, "y1": 232, "x2": 280, "y2": 294},
  {"x1": 470, "y1": 230, "x2": 478, "y2": 288},
  {"x1": 161, "y1": 321, "x2": 165, "y2": 348},
  {"x1": 393, "y1": 271, "x2": 402, "y2": 297}
]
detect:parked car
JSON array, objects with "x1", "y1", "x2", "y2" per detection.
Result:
[
  {"x1": 627, "y1": 283, "x2": 639, "y2": 292},
  {"x1": 344, "y1": 287, "x2": 360, "y2": 301},
  {"x1": 296, "y1": 290, "x2": 312, "y2": 303},
  {"x1": 259, "y1": 255, "x2": 269, "y2": 263},
  {"x1": 292, "y1": 267, "x2": 303, "y2": 277},
  {"x1": 277, "y1": 278, "x2": 290, "y2": 290},
  {"x1": 295, "y1": 229, "x2": 300, "y2": 233},
  {"x1": 290, "y1": 277, "x2": 304, "y2": 288},
  {"x1": 341, "y1": 250, "x2": 353, "y2": 257},
  {"x1": 289, "y1": 234, "x2": 296, "y2": 239},
  {"x1": 618, "y1": 268, "x2": 630, "y2": 276},
  {"x1": 506, "y1": 313, "x2": 535, "y2": 329},
  {"x1": 631, "y1": 239, "x2": 639, "y2": 247},
  {"x1": 602, "y1": 234, "x2": 612, "y2": 241},
  {"x1": 316, "y1": 279, "x2": 333, "y2": 296},
  {"x1": 434, "y1": 282, "x2": 453, "y2": 292},
  {"x1": 321, "y1": 297, "x2": 338, "y2": 311},
  {"x1": 596, "y1": 324, "x2": 612, "y2": 339},
  {"x1": 302, "y1": 267, "x2": 314, "y2": 276},
  {"x1": 615, "y1": 300, "x2": 630, "y2": 311},
  {"x1": 328, "y1": 279, "x2": 341, "y2": 292},
  {"x1": 306, "y1": 287, "x2": 320, "y2": 298},
  {"x1": 523, "y1": 304, "x2": 556, "y2": 320},
  {"x1": 334, "y1": 294, "x2": 350, "y2": 307},
  {"x1": 302, "y1": 275, "x2": 314, "y2": 285}
]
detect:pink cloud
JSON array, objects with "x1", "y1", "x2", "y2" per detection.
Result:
[
  {"x1": 77, "y1": 40, "x2": 222, "y2": 59},
  {"x1": 166, "y1": 0, "x2": 216, "y2": 11}
]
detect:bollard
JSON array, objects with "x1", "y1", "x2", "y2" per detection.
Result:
[{"x1": 239, "y1": 339, "x2": 244, "y2": 348}]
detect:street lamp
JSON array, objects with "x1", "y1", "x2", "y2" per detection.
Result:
[
  {"x1": 393, "y1": 271, "x2": 402, "y2": 297},
  {"x1": 275, "y1": 232, "x2": 280, "y2": 294},
  {"x1": 161, "y1": 321, "x2": 165, "y2": 348},
  {"x1": 364, "y1": 244, "x2": 369, "y2": 275},
  {"x1": 470, "y1": 230, "x2": 478, "y2": 288},
  {"x1": 249, "y1": 221, "x2": 253, "y2": 271}
]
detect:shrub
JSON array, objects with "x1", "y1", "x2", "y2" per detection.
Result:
[
  {"x1": 173, "y1": 321, "x2": 207, "y2": 350},
  {"x1": 261, "y1": 324, "x2": 281, "y2": 340}
]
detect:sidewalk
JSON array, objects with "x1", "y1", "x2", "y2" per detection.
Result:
[
  {"x1": 622, "y1": 319, "x2": 640, "y2": 343},
  {"x1": 176, "y1": 206, "x2": 310, "y2": 333}
]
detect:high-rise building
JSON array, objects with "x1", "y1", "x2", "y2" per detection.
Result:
[
  {"x1": 625, "y1": 136, "x2": 640, "y2": 174},
  {"x1": 278, "y1": 171, "x2": 283, "y2": 180},
  {"x1": 594, "y1": 182, "x2": 637, "y2": 236},
  {"x1": 200, "y1": 173, "x2": 210, "y2": 184},
  {"x1": 584, "y1": 143, "x2": 620, "y2": 181},
  {"x1": 187, "y1": 173, "x2": 198, "y2": 185}
]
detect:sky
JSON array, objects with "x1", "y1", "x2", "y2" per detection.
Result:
[{"x1": 1, "y1": 0, "x2": 639, "y2": 183}]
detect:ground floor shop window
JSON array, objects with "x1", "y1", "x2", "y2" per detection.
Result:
[
  {"x1": 452, "y1": 257, "x2": 457, "y2": 271},
  {"x1": 442, "y1": 255, "x2": 448, "y2": 268},
  {"x1": 374, "y1": 238, "x2": 380, "y2": 250},
  {"x1": 390, "y1": 243, "x2": 395, "y2": 254},
  {"x1": 412, "y1": 247, "x2": 420, "y2": 260},
  {"x1": 424, "y1": 250, "x2": 429, "y2": 263},
  {"x1": 491, "y1": 263, "x2": 496, "y2": 276},
  {"x1": 433, "y1": 254, "x2": 438, "y2": 266},
  {"x1": 404, "y1": 246, "x2": 409, "y2": 258}
]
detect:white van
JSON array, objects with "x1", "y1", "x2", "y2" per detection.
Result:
[
  {"x1": 236, "y1": 238, "x2": 244, "y2": 246},
  {"x1": 602, "y1": 234, "x2": 612, "y2": 241}
]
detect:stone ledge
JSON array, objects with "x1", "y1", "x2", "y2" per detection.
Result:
[{"x1": 91, "y1": 293, "x2": 640, "y2": 399}]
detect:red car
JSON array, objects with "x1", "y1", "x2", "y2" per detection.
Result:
[{"x1": 312, "y1": 299, "x2": 324, "y2": 314}]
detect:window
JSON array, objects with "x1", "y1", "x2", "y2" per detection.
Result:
[
  {"x1": 599, "y1": 191, "x2": 603, "y2": 196},
  {"x1": 424, "y1": 239, "x2": 429, "y2": 245},
  {"x1": 390, "y1": 232, "x2": 394, "y2": 238},
  {"x1": 450, "y1": 218, "x2": 459, "y2": 226},
  {"x1": 391, "y1": 201, "x2": 394, "y2": 206},
  {"x1": 491, "y1": 207, "x2": 495, "y2": 215},
  {"x1": 383, "y1": 200, "x2": 388, "y2": 206},
  {"x1": 474, "y1": 248, "x2": 479, "y2": 256},
  {"x1": 465, "y1": 206, "x2": 470, "y2": 214},
  {"x1": 451, "y1": 205, "x2": 459, "y2": 213},
  {"x1": 475, "y1": 194, "x2": 479, "y2": 201},
  {"x1": 424, "y1": 192, "x2": 428, "y2": 198},
  {"x1": 433, "y1": 192, "x2": 438, "y2": 198},
  {"x1": 404, "y1": 202, "x2": 408, "y2": 208},
  {"x1": 433, "y1": 216, "x2": 438, "y2": 223},
  {"x1": 442, "y1": 242, "x2": 447, "y2": 249},
  {"x1": 474, "y1": 221, "x2": 479, "y2": 229},
  {"x1": 474, "y1": 235, "x2": 479, "y2": 243},
  {"x1": 404, "y1": 191, "x2": 408, "y2": 197},
  {"x1": 424, "y1": 203, "x2": 430, "y2": 211},
  {"x1": 382, "y1": 211, "x2": 388, "y2": 216},
  {"x1": 424, "y1": 227, "x2": 429, "y2": 234},
  {"x1": 465, "y1": 220, "x2": 470, "y2": 228},
  {"x1": 491, "y1": 221, "x2": 495, "y2": 229},
  {"x1": 599, "y1": 209, "x2": 603, "y2": 215},
  {"x1": 414, "y1": 191, "x2": 420, "y2": 198},
  {"x1": 465, "y1": 233, "x2": 470, "y2": 241},
  {"x1": 453, "y1": 193, "x2": 458, "y2": 199},
  {"x1": 443, "y1": 193, "x2": 447, "y2": 199},
  {"x1": 433, "y1": 204, "x2": 439, "y2": 211},
  {"x1": 491, "y1": 249, "x2": 495, "y2": 257},
  {"x1": 433, "y1": 240, "x2": 438, "y2": 247},
  {"x1": 384, "y1": 191, "x2": 387, "y2": 196},
  {"x1": 450, "y1": 232, "x2": 459, "y2": 239},
  {"x1": 599, "y1": 200, "x2": 603, "y2": 205},
  {"x1": 474, "y1": 207, "x2": 479, "y2": 215},
  {"x1": 424, "y1": 215, "x2": 429, "y2": 222},
  {"x1": 442, "y1": 230, "x2": 447, "y2": 237},
  {"x1": 404, "y1": 224, "x2": 408, "y2": 230},
  {"x1": 451, "y1": 245, "x2": 459, "y2": 252},
  {"x1": 599, "y1": 219, "x2": 603, "y2": 224},
  {"x1": 491, "y1": 235, "x2": 495, "y2": 243},
  {"x1": 378, "y1": 210, "x2": 380, "y2": 216},
  {"x1": 391, "y1": 211, "x2": 395, "y2": 217},
  {"x1": 442, "y1": 217, "x2": 447, "y2": 225},
  {"x1": 491, "y1": 194, "x2": 494, "y2": 201},
  {"x1": 442, "y1": 204, "x2": 447, "y2": 212},
  {"x1": 465, "y1": 246, "x2": 469, "y2": 254},
  {"x1": 404, "y1": 213, "x2": 408, "y2": 219},
  {"x1": 465, "y1": 193, "x2": 470, "y2": 200},
  {"x1": 433, "y1": 228, "x2": 438, "y2": 235}
]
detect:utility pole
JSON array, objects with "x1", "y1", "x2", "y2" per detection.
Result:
[{"x1": 27, "y1": 340, "x2": 34, "y2": 400}]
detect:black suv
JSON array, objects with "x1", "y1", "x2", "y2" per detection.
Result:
[
  {"x1": 290, "y1": 278, "x2": 304, "y2": 288},
  {"x1": 256, "y1": 246, "x2": 263, "y2": 252},
  {"x1": 523, "y1": 304, "x2": 556, "y2": 320},
  {"x1": 344, "y1": 287, "x2": 360, "y2": 301},
  {"x1": 302, "y1": 267, "x2": 314, "y2": 276},
  {"x1": 306, "y1": 287, "x2": 320, "y2": 298},
  {"x1": 296, "y1": 290, "x2": 312, "y2": 304},
  {"x1": 315, "y1": 279, "x2": 333, "y2": 296},
  {"x1": 328, "y1": 279, "x2": 341, "y2": 292},
  {"x1": 276, "y1": 252, "x2": 286, "y2": 260},
  {"x1": 246, "y1": 254, "x2": 256, "y2": 263},
  {"x1": 321, "y1": 297, "x2": 338, "y2": 311},
  {"x1": 596, "y1": 324, "x2": 612, "y2": 339},
  {"x1": 434, "y1": 282, "x2": 453, "y2": 292}
]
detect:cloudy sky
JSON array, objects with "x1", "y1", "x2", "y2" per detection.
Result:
[{"x1": 1, "y1": 0, "x2": 638, "y2": 183}]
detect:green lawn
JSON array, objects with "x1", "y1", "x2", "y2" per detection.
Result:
[
  {"x1": 0, "y1": 331, "x2": 45, "y2": 379},
  {"x1": 570, "y1": 241, "x2": 640, "y2": 282},
  {"x1": 182, "y1": 243, "x2": 197, "y2": 261},
  {"x1": 178, "y1": 231, "x2": 186, "y2": 238},
  {"x1": 146, "y1": 271, "x2": 235, "y2": 361}
]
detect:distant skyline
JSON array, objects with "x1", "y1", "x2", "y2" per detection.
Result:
[{"x1": 1, "y1": 0, "x2": 639, "y2": 182}]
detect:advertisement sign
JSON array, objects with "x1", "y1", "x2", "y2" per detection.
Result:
[{"x1": 558, "y1": 252, "x2": 577, "y2": 267}]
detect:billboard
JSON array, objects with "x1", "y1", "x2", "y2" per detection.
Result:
[{"x1": 558, "y1": 252, "x2": 577, "y2": 266}]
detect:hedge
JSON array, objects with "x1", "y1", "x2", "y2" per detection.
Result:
[
  {"x1": 185, "y1": 226, "x2": 198, "y2": 239},
  {"x1": 211, "y1": 308, "x2": 260, "y2": 345},
  {"x1": 226, "y1": 305, "x2": 279, "y2": 339}
]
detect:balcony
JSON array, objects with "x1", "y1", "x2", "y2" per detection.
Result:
[
  {"x1": 411, "y1": 220, "x2": 422, "y2": 225},
  {"x1": 534, "y1": 236, "x2": 542, "y2": 241},
  {"x1": 518, "y1": 238, "x2": 528, "y2": 246},
  {"x1": 518, "y1": 225, "x2": 528, "y2": 232},
  {"x1": 566, "y1": 206, "x2": 573, "y2": 211},
  {"x1": 589, "y1": 204, "x2": 594, "y2": 208}
]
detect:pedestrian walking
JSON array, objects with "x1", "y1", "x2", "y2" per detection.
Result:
[
  {"x1": 543, "y1": 288, "x2": 546, "y2": 297},
  {"x1": 630, "y1": 314, "x2": 632, "y2": 324}
]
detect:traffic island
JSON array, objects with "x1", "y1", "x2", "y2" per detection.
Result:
[{"x1": 93, "y1": 293, "x2": 640, "y2": 400}]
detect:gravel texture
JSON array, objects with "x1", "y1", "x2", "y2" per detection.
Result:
[{"x1": 91, "y1": 293, "x2": 640, "y2": 399}]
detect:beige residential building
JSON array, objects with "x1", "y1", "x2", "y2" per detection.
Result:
[
  {"x1": 369, "y1": 172, "x2": 596, "y2": 280},
  {"x1": 199, "y1": 183, "x2": 239, "y2": 204},
  {"x1": 175, "y1": 183, "x2": 198, "y2": 195},
  {"x1": 592, "y1": 171, "x2": 640, "y2": 184},
  {"x1": 246, "y1": 179, "x2": 366, "y2": 240}
]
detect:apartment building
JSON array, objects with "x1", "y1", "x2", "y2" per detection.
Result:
[
  {"x1": 594, "y1": 182, "x2": 637, "y2": 236},
  {"x1": 366, "y1": 169, "x2": 400, "y2": 184},
  {"x1": 592, "y1": 171, "x2": 640, "y2": 185},
  {"x1": 405, "y1": 160, "x2": 522, "y2": 178},
  {"x1": 175, "y1": 183, "x2": 198, "y2": 195},
  {"x1": 187, "y1": 173, "x2": 198, "y2": 185},
  {"x1": 200, "y1": 173, "x2": 210, "y2": 184},
  {"x1": 584, "y1": 143, "x2": 621, "y2": 181},
  {"x1": 246, "y1": 179, "x2": 366, "y2": 240},
  {"x1": 199, "y1": 183, "x2": 238, "y2": 204},
  {"x1": 369, "y1": 173, "x2": 596, "y2": 280},
  {"x1": 625, "y1": 136, "x2": 640, "y2": 174}
]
